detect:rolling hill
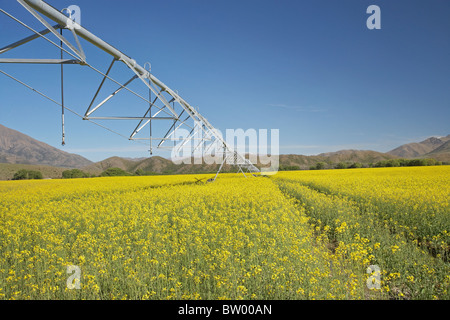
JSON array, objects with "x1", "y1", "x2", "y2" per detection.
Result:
[
  {"x1": 0, "y1": 124, "x2": 93, "y2": 168},
  {"x1": 316, "y1": 149, "x2": 398, "y2": 164},
  {"x1": 1, "y1": 123, "x2": 448, "y2": 180},
  {"x1": 82, "y1": 156, "x2": 175, "y2": 175},
  {"x1": 81, "y1": 150, "x2": 400, "y2": 175},
  {"x1": 424, "y1": 140, "x2": 450, "y2": 162},
  {"x1": 0, "y1": 163, "x2": 71, "y2": 180},
  {"x1": 388, "y1": 135, "x2": 450, "y2": 160},
  {"x1": 82, "y1": 156, "x2": 238, "y2": 175},
  {"x1": 272, "y1": 150, "x2": 397, "y2": 170}
]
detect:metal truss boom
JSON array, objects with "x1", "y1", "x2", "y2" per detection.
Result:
[{"x1": 0, "y1": 0, "x2": 260, "y2": 179}]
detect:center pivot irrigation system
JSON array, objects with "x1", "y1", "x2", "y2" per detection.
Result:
[{"x1": 0, "y1": 0, "x2": 260, "y2": 180}]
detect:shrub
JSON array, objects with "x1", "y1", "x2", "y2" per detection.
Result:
[
  {"x1": 315, "y1": 162, "x2": 326, "y2": 170},
  {"x1": 374, "y1": 158, "x2": 441, "y2": 168},
  {"x1": 62, "y1": 169, "x2": 89, "y2": 179},
  {"x1": 348, "y1": 162, "x2": 363, "y2": 169},
  {"x1": 28, "y1": 170, "x2": 43, "y2": 179},
  {"x1": 12, "y1": 169, "x2": 43, "y2": 180},
  {"x1": 100, "y1": 167, "x2": 131, "y2": 177},
  {"x1": 335, "y1": 162, "x2": 348, "y2": 169},
  {"x1": 279, "y1": 165, "x2": 301, "y2": 171}
]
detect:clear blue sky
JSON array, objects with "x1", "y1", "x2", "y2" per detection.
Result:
[{"x1": 1, "y1": 0, "x2": 449, "y2": 162}]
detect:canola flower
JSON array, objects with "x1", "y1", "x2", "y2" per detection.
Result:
[
  {"x1": 274, "y1": 166, "x2": 450, "y2": 255},
  {"x1": 1, "y1": 174, "x2": 361, "y2": 300},
  {"x1": 1, "y1": 166, "x2": 448, "y2": 300},
  {"x1": 273, "y1": 166, "x2": 450, "y2": 299}
]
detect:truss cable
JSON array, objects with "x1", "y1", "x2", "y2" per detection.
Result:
[
  {"x1": 0, "y1": 8, "x2": 77, "y2": 61},
  {"x1": 0, "y1": 69, "x2": 148, "y2": 146},
  {"x1": 0, "y1": 3, "x2": 259, "y2": 179},
  {"x1": 60, "y1": 27, "x2": 65, "y2": 146},
  {"x1": 0, "y1": 8, "x2": 173, "y2": 118}
]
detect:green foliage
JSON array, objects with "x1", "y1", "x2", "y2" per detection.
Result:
[
  {"x1": 279, "y1": 165, "x2": 300, "y2": 171},
  {"x1": 310, "y1": 162, "x2": 327, "y2": 170},
  {"x1": 374, "y1": 158, "x2": 442, "y2": 168},
  {"x1": 12, "y1": 169, "x2": 43, "y2": 180},
  {"x1": 348, "y1": 162, "x2": 363, "y2": 169},
  {"x1": 28, "y1": 170, "x2": 43, "y2": 179},
  {"x1": 135, "y1": 168, "x2": 144, "y2": 176},
  {"x1": 315, "y1": 162, "x2": 326, "y2": 170},
  {"x1": 100, "y1": 167, "x2": 131, "y2": 177},
  {"x1": 62, "y1": 169, "x2": 89, "y2": 179},
  {"x1": 12, "y1": 169, "x2": 28, "y2": 180},
  {"x1": 335, "y1": 162, "x2": 348, "y2": 169}
]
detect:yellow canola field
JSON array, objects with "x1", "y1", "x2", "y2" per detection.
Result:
[
  {"x1": 1, "y1": 166, "x2": 448, "y2": 300},
  {"x1": 274, "y1": 166, "x2": 450, "y2": 250},
  {"x1": 0, "y1": 174, "x2": 363, "y2": 300},
  {"x1": 273, "y1": 166, "x2": 450, "y2": 299}
]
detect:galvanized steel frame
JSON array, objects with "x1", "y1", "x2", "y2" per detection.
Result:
[{"x1": 0, "y1": 0, "x2": 260, "y2": 179}]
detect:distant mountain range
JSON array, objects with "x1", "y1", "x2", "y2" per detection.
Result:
[
  {"x1": 0, "y1": 123, "x2": 448, "y2": 179},
  {"x1": 0, "y1": 124, "x2": 92, "y2": 168},
  {"x1": 386, "y1": 135, "x2": 450, "y2": 161},
  {"x1": 80, "y1": 152, "x2": 394, "y2": 176}
]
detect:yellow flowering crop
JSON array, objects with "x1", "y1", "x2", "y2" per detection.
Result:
[
  {"x1": 273, "y1": 166, "x2": 450, "y2": 299},
  {"x1": 1, "y1": 166, "x2": 448, "y2": 300},
  {"x1": 0, "y1": 173, "x2": 361, "y2": 300}
]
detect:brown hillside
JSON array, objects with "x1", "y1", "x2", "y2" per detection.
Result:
[
  {"x1": 388, "y1": 135, "x2": 450, "y2": 158},
  {"x1": 424, "y1": 140, "x2": 450, "y2": 161},
  {"x1": 82, "y1": 156, "x2": 137, "y2": 175},
  {"x1": 0, "y1": 163, "x2": 69, "y2": 180},
  {"x1": 0, "y1": 124, "x2": 92, "y2": 168}
]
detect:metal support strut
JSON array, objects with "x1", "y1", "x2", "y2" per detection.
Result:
[{"x1": 0, "y1": 0, "x2": 260, "y2": 181}]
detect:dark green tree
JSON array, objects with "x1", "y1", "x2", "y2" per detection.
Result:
[
  {"x1": 335, "y1": 162, "x2": 347, "y2": 169},
  {"x1": 315, "y1": 162, "x2": 326, "y2": 170},
  {"x1": 348, "y1": 162, "x2": 362, "y2": 169},
  {"x1": 100, "y1": 167, "x2": 131, "y2": 177},
  {"x1": 28, "y1": 170, "x2": 43, "y2": 179},
  {"x1": 62, "y1": 169, "x2": 89, "y2": 179},
  {"x1": 135, "y1": 168, "x2": 145, "y2": 176},
  {"x1": 12, "y1": 169, "x2": 43, "y2": 180},
  {"x1": 12, "y1": 169, "x2": 29, "y2": 180}
]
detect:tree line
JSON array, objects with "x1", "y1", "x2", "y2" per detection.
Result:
[
  {"x1": 11, "y1": 157, "x2": 447, "y2": 179},
  {"x1": 309, "y1": 158, "x2": 445, "y2": 170},
  {"x1": 11, "y1": 167, "x2": 160, "y2": 180},
  {"x1": 281, "y1": 158, "x2": 446, "y2": 171}
]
